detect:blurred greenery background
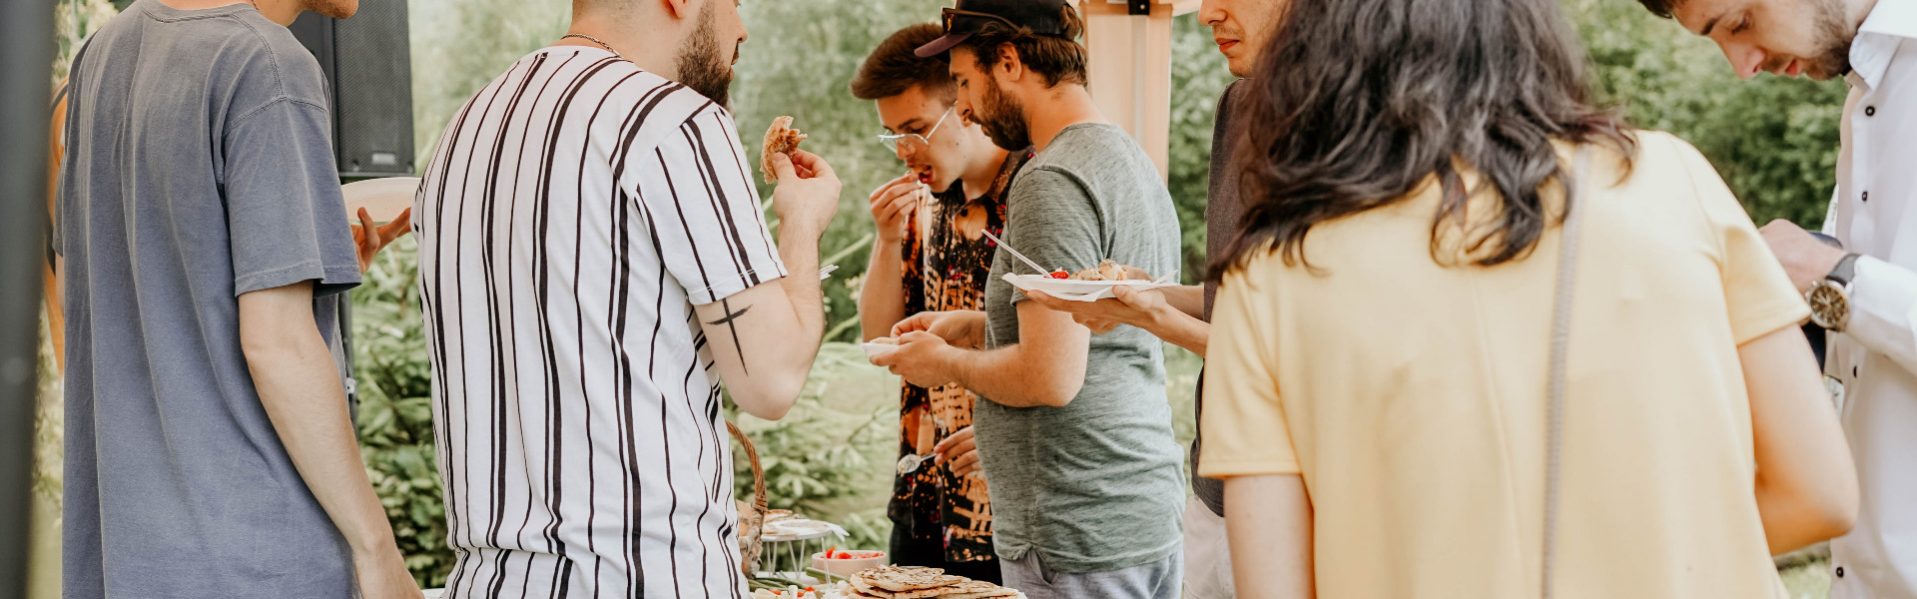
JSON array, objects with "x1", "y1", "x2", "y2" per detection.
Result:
[{"x1": 35, "y1": 0, "x2": 1845, "y2": 595}]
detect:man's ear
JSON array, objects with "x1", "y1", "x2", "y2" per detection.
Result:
[
  {"x1": 995, "y1": 42, "x2": 1025, "y2": 83},
  {"x1": 661, "y1": 0, "x2": 693, "y2": 20}
]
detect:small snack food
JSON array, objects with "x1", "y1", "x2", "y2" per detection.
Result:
[{"x1": 761, "y1": 116, "x2": 808, "y2": 183}]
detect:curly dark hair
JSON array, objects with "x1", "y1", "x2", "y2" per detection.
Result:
[
  {"x1": 951, "y1": 3, "x2": 1087, "y2": 87},
  {"x1": 1213, "y1": 0, "x2": 1637, "y2": 278}
]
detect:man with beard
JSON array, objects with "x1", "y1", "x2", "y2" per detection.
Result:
[
  {"x1": 851, "y1": 23, "x2": 1030, "y2": 584},
  {"x1": 873, "y1": 1, "x2": 1186, "y2": 596},
  {"x1": 1637, "y1": 0, "x2": 1917, "y2": 595},
  {"x1": 55, "y1": 0, "x2": 419, "y2": 596},
  {"x1": 1022, "y1": 1, "x2": 1279, "y2": 596},
  {"x1": 414, "y1": 0, "x2": 843, "y2": 596}
]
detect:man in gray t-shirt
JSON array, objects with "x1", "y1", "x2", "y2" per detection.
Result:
[
  {"x1": 877, "y1": 1, "x2": 1185, "y2": 596},
  {"x1": 56, "y1": 1, "x2": 415, "y2": 597}
]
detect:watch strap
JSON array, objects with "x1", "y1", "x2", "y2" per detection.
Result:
[{"x1": 1829, "y1": 253, "x2": 1861, "y2": 286}]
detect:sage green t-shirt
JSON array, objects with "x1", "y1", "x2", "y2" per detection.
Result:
[{"x1": 979, "y1": 123, "x2": 1186, "y2": 573}]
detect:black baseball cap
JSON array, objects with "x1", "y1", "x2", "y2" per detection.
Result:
[{"x1": 914, "y1": 0, "x2": 1072, "y2": 58}]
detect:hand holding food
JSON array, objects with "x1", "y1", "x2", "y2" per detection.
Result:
[
  {"x1": 890, "y1": 311, "x2": 986, "y2": 350},
  {"x1": 768, "y1": 149, "x2": 842, "y2": 238},
  {"x1": 868, "y1": 173, "x2": 925, "y2": 244},
  {"x1": 871, "y1": 332, "x2": 959, "y2": 389}
]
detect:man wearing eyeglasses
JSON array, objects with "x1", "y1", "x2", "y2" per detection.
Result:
[
  {"x1": 873, "y1": 1, "x2": 1186, "y2": 596},
  {"x1": 850, "y1": 23, "x2": 1033, "y2": 585}
]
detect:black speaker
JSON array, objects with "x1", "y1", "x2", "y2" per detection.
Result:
[{"x1": 289, "y1": 3, "x2": 415, "y2": 179}]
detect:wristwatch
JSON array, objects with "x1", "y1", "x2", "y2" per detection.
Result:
[{"x1": 1808, "y1": 253, "x2": 1862, "y2": 332}]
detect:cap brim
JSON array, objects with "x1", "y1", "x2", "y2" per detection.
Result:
[{"x1": 914, "y1": 32, "x2": 973, "y2": 58}]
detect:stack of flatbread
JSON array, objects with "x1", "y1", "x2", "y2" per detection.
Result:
[{"x1": 844, "y1": 565, "x2": 1020, "y2": 599}]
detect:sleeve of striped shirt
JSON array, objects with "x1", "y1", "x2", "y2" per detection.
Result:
[{"x1": 635, "y1": 108, "x2": 788, "y2": 305}]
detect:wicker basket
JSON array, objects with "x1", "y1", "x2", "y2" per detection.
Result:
[{"x1": 727, "y1": 420, "x2": 768, "y2": 577}]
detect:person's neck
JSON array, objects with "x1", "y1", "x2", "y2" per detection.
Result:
[
  {"x1": 1849, "y1": 0, "x2": 1881, "y2": 29},
  {"x1": 1021, "y1": 84, "x2": 1105, "y2": 153},
  {"x1": 959, "y1": 146, "x2": 1012, "y2": 201},
  {"x1": 159, "y1": 0, "x2": 300, "y2": 25},
  {"x1": 561, "y1": 18, "x2": 679, "y2": 80}
]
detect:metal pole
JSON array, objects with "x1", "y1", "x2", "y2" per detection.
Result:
[{"x1": 0, "y1": 0, "x2": 57, "y2": 596}]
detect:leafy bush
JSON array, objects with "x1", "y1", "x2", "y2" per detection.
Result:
[{"x1": 350, "y1": 237, "x2": 455, "y2": 585}]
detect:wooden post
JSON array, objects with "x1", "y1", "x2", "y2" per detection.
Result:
[{"x1": 1079, "y1": 0, "x2": 1198, "y2": 180}]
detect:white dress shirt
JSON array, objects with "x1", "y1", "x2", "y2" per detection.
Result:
[{"x1": 1826, "y1": 1, "x2": 1917, "y2": 596}]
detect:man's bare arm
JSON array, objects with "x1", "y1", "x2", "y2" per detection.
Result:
[
  {"x1": 945, "y1": 301, "x2": 1090, "y2": 408},
  {"x1": 238, "y1": 282, "x2": 416, "y2": 595}
]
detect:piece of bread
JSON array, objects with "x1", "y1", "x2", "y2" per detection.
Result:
[
  {"x1": 851, "y1": 565, "x2": 966, "y2": 594},
  {"x1": 760, "y1": 116, "x2": 808, "y2": 183},
  {"x1": 940, "y1": 580, "x2": 1019, "y2": 599}
]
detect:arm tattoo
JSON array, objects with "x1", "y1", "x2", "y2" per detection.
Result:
[{"x1": 706, "y1": 297, "x2": 753, "y2": 374}]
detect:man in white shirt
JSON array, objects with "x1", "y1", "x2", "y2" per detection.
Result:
[
  {"x1": 1641, "y1": 0, "x2": 1917, "y2": 595},
  {"x1": 414, "y1": 0, "x2": 842, "y2": 596}
]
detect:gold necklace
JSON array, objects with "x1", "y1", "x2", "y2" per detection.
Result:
[{"x1": 561, "y1": 33, "x2": 622, "y2": 60}]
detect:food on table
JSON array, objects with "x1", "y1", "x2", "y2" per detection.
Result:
[
  {"x1": 843, "y1": 565, "x2": 1019, "y2": 598},
  {"x1": 751, "y1": 585, "x2": 825, "y2": 598},
  {"x1": 819, "y1": 547, "x2": 885, "y2": 561},
  {"x1": 761, "y1": 116, "x2": 809, "y2": 183}
]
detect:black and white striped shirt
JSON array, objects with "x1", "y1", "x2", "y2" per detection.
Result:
[{"x1": 416, "y1": 46, "x2": 785, "y2": 599}]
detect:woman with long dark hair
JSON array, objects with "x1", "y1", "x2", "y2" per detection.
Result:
[{"x1": 1196, "y1": 0, "x2": 1859, "y2": 597}]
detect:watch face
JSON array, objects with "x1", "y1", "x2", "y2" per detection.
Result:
[{"x1": 1808, "y1": 281, "x2": 1850, "y2": 330}]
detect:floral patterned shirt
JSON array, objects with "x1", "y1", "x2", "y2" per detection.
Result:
[{"x1": 888, "y1": 150, "x2": 1030, "y2": 563}]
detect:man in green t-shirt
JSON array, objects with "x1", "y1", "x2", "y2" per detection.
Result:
[{"x1": 873, "y1": 1, "x2": 1186, "y2": 596}]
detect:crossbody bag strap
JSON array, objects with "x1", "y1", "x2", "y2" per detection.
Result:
[{"x1": 1540, "y1": 146, "x2": 1593, "y2": 599}]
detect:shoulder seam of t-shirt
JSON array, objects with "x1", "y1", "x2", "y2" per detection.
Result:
[
  {"x1": 222, "y1": 10, "x2": 329, "y2": 119},
  {"x1": 232, "y1": 95, "x2": 327, "y2": 125},
  {"x1": 1661, "y1": 131, "x2": 1728, "y2": 264}
]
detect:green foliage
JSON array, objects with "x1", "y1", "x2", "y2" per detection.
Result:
[
  {"x1": 1569, "y1": 0, "x2": 1845, "y2": 227},
  {"x1": 728, "y1": 348, "x2": 899, "y2": 551},
  {"x1": 1167, "y1": 16, "x2": 1237, "y2": 282},
  {"x1": 350, "y1": 237, "x2": 456, "y2": 586}
]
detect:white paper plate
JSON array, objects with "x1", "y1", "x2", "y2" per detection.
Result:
[
  {"x1": 341, "y1": 177, "x2": 420, "y2": 224},
  {"x1": 1003, "y1": 274, "x2": 1178, "y2": 302}
]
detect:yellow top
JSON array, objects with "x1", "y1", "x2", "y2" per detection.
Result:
[{"x1": 1198, "y1": 132, "x2": 1807, "y2": 598}]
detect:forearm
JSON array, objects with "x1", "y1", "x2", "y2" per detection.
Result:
[
  {"x1": 776, "y1": 225, "x2": 827, "y2": 343},
  {"x1": 1164, "y1": 284, "x2": 1207, "y2": 320},
  {"x1": 245, "y1": 338, "x2": 396, "y2": 555},
  {"x1": 1755, "y1": 476, "x2": 1854, "y2": 555},
  {"x1": 1845, "y1": 256, "x2": 1917, "y2": 374},
  {"x1": 944, "y1": 342, "x2": 1082, "y2": 408},
  {"x1": 859, "y1": 240, "x2": 907, "y2": 341},
  {"x1": 1146, "y1": 304, "x2": 1211, "y2": 356}
]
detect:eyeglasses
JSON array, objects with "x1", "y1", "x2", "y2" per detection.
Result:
[
  {"x1": 941, "y1": 7, "x2": 1019, "y2": 34},
  {"x1": 876, "y1": 108, "x2": 954, "y2": 153}
]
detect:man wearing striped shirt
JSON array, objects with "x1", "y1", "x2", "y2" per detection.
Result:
[{"x1": 414, "y1": 0, "x2": 842, "y2": 596}]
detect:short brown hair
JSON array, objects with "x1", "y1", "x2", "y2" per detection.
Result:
[
  {"x1": 851, "y1": 24, "x2": 955, "y2": 102},
  {"x1": 955, "y1": 4, "x2": 1088, "y2": 87},
  {"x1": 1636, "y1": 0, "x2": 1678, "y2": 18}
]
